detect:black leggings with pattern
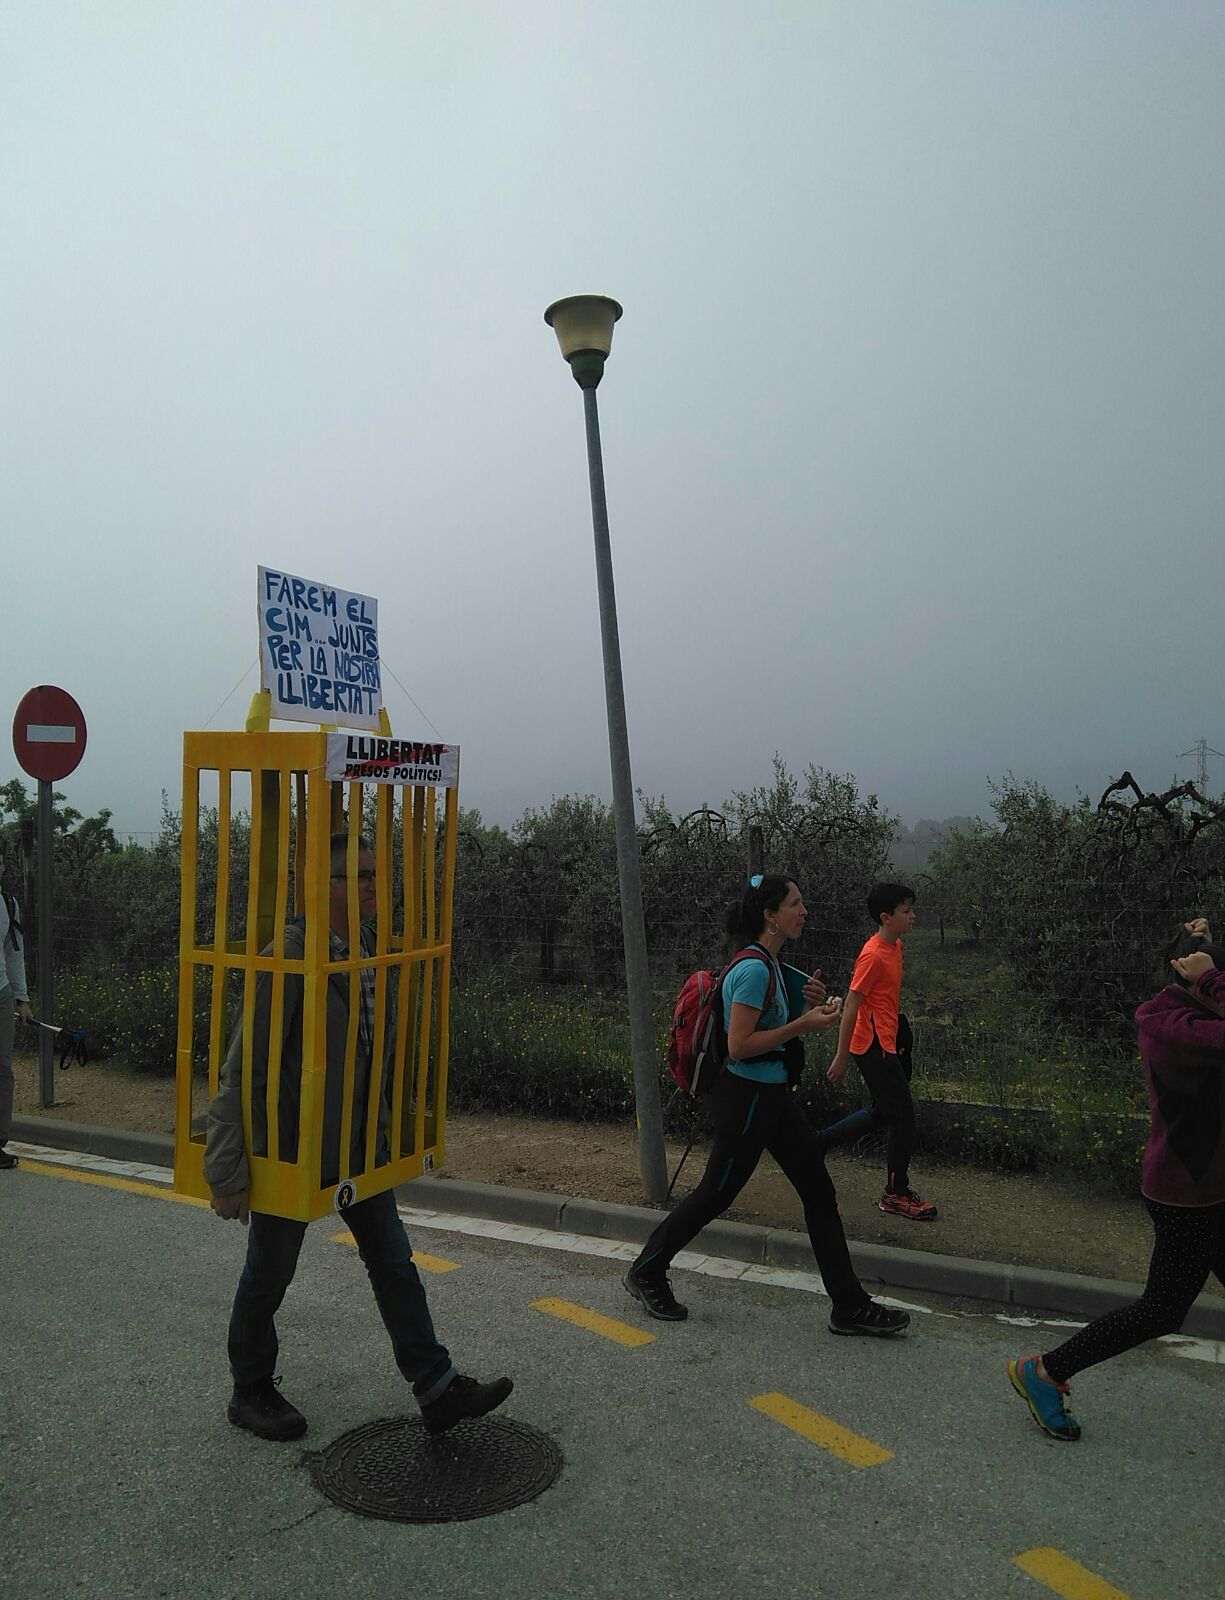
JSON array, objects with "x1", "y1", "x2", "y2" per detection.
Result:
[{"x1": 1043, "y1": 1198, "x2": 1225, "y2": 1384}]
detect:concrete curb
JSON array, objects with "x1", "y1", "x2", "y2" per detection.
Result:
[
  {"x1": 15, "y1": 1113, "x2": 1225, "y2": 1339},
  {"x1": 12, "y1": 1116, "x2": 175, "y2": 1169}
]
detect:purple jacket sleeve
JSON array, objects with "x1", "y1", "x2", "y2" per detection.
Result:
[{"x1": 1141, "y1": 970, "x2": 1225, "y2": 1059}]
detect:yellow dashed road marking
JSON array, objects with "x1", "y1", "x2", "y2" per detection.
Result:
[
  {"x1": 330, "y1": 1229, "x2": 459, "y2": 1272},
  {"x1": 531, "y1": 1297, "x2": 656, "y2": 1348},
  {"x1": 1013, "y1": 1548, "x2": 1131, "y2": 1600},
  {"x1": 749, "y1": 1392, "x2": 893, "y2": 1468},
  {"x1": 17, "y1": 1159, "x2": 208, "y2": 1208}
]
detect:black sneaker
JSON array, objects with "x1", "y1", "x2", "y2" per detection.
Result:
[
  {"x1": 623, "y1": 1266, "x2": 688, "y2": 1321},
  {"x1": 420, "y1": 1374, "x2": 513, "y2": 1436},
  {"x1": 828, "y1": 1300, "x2": 911, "y2": 1338},
  {"x1": 0, "y1": 1150, "x2": 17, "y2": 1170},
  {"x1": 226, "y1": 1377, "x2": 308, "y2": 1441}
]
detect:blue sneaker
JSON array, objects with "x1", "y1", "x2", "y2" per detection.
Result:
[{"x1": 1007, "y1": 1355, "x2": 1081, "y2": 1441}]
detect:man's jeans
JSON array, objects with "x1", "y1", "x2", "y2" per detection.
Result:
[
  {"x1": 227, "y1": 1185, "x2": 455, "y2": 1402},
  {"x1": 0, "y1": 989, "x2": 15, "y2": 1147}
]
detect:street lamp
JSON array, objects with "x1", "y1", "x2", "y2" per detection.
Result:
[{"x1": 543, "y1": 294, "x2": 667, "y2": 1205}]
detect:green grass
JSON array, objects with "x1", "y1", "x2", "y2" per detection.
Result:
[
  {"x1": 449, "y1": 977, "x2": 641, "y2": 1121},
  {"x1": 902, "y1": 927, "x2": 1144, "y2": 1117}
]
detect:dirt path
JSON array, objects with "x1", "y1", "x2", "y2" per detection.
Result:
[{"x1": 13, "y1": 1055, "x2": 1152, "y2": 1282}]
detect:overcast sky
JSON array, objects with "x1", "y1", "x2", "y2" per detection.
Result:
[{"x1": 4, "y1": 2, "x2": 1223, "y2": 840}]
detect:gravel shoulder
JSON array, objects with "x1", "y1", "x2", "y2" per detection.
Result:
[{"x1": 13, "y1": 1053, "x2": 1152, "y2": 1282}]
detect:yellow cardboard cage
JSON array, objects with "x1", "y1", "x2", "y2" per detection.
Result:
[{"x1": 173, "y1": 728, "x2": 458, "y2": 1220}]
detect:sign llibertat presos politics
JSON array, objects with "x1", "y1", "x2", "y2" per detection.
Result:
[
  {"x1": 325, "y1": 733, "x2": 459, "y2": 788},
  {"x1": 258, "y1": 566, "x2": 382, "y2": 730}
]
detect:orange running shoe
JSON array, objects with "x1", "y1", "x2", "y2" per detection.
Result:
[{"x1": 879, "y1": 1188, "x2": 938, "y2": 1220}]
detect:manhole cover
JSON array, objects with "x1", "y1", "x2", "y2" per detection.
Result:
[{"x1": 308, "y1": 1414, "x2": 563, "y2": 1523}]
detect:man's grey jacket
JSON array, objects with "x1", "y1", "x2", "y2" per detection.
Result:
[{"x1": 204, "y1": 918, "x2": 396, "y2": 1197}]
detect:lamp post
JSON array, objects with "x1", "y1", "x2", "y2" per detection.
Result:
[{"x1": 543, "y1": 294, "x2": 667, "y2": 1205}]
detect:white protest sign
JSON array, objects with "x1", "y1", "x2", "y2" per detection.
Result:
[
  {"x1": 258, "y1": 566, "x2": 382, "y2": 730},
  {"x1": 325, "y1": 733, "x2": 459, "y2": 788}
]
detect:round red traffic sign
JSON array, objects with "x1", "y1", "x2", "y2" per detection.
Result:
[{"x1": 12, "y1": 685, "x2": 87, "y2": 782}]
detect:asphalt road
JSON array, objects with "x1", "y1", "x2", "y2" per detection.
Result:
[{"x1": 3, "y1": 1154, "x2": 1223, "y2": 1600}]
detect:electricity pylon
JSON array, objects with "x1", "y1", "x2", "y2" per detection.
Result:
[{"x1": 1180, "y1": 739, "x2": 1225, "y2": 793}]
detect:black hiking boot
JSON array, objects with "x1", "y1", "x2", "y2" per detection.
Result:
[
  {"x1": 226, "y1": 1377, "x2": 308, "y2": 1441},
  {"x1": 828, "y1": 1300, "x2": 910, "y2": 1338},
  {"x1": 420, "y1": 1374, "x2": 514, "y2": 1436},
  {"x1": 623, "y1": 1266, "x2": 688, "y2": 1321}
]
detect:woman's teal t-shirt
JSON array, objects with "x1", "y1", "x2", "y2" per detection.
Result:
[{"x1": 722, "y1": 950, "x2": 788, "y2": 1084}]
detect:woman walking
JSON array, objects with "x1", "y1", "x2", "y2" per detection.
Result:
[
  {"x1": 1009, "y1": 924, "x2": 1225, "y2": 1441},
  {"x1": 623, "y1": 874, "x2": 910, "y2": 1337}
]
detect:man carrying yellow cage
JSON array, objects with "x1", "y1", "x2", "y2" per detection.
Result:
[{"x1": 205, "y1": 832, "x2": 512, "y2": 1442}]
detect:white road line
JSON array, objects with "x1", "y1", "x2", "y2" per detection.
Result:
[{"x1": 997, "y1": 1314, "x2": 1088, "y2": 1330}]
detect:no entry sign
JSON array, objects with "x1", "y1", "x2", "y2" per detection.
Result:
[{"x1": 12, "y1": 685, "x2": 87, "y2": 782}]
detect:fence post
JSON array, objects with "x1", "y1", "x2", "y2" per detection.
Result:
[{"x1": 747, "y1": 825, "x2": 764, "y2": 878}]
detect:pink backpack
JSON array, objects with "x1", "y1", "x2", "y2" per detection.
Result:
[{"x1": 666, "y1": 946, "x2": 777, "y2": 1097}]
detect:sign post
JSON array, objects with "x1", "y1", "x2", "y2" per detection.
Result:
[{"x1": 11, "y1": 686, "x2": 87, "y2": 1107}]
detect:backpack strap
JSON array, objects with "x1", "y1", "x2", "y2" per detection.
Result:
[
  {"x1": 720, "y1": 945, "x2": 782, "y2": 1059},
  {"x1": 721, "y1": 945, "x2": 777, "y2": 1012},
  {"x1": 1, "y1": 888, "x2": 19, "y2": 951}
]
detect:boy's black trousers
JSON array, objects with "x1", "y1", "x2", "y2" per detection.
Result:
[{"x1": 818, "y1": 1043, "x2": 917, "y2": 1193}]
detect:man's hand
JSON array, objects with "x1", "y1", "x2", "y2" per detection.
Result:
[
  {"x1": 15, "y1": 1000, "x2": 33, "y2": 1025},
  {"x1": 826, "y1": 1051, "x2": 849, "y2": 1086},
  {"x1": 1185, "y1": 918, "x2": 1212, "y2": 942},
  {"x1": 1172, "y1": 951, "x2": 1215, "y2": 984},
  {"x1": 210, "y1": 1189, "x2": 250, "y2": 1225},
  {"x1": 802, "y1": 970, "x2": 827, "y2": 1006}
]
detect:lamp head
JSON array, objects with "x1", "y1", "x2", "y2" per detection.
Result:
[{"x1": 544, "y1": 295, "x2": 623, "y2": 388}]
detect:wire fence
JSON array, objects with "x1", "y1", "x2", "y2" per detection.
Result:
[{"x1": 10, "y1": 860, "x2": 1215, "y2": 1026}]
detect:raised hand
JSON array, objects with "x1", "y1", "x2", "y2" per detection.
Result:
[
  {"x1": 802, "y1": 969, "x2": 828, "y2": 1006},
  {"x1": 1172, "y1": 950, "x2": 1215, "y2": 983}
]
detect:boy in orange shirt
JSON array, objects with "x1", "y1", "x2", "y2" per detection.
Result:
[{"x1": 820, "y1": 882, "x2": 938, "y2": 1220}]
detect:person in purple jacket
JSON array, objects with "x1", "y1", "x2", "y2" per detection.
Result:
[{"x1": 1008, "y1": 919, "x2": 1225, "y2": 1441}]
